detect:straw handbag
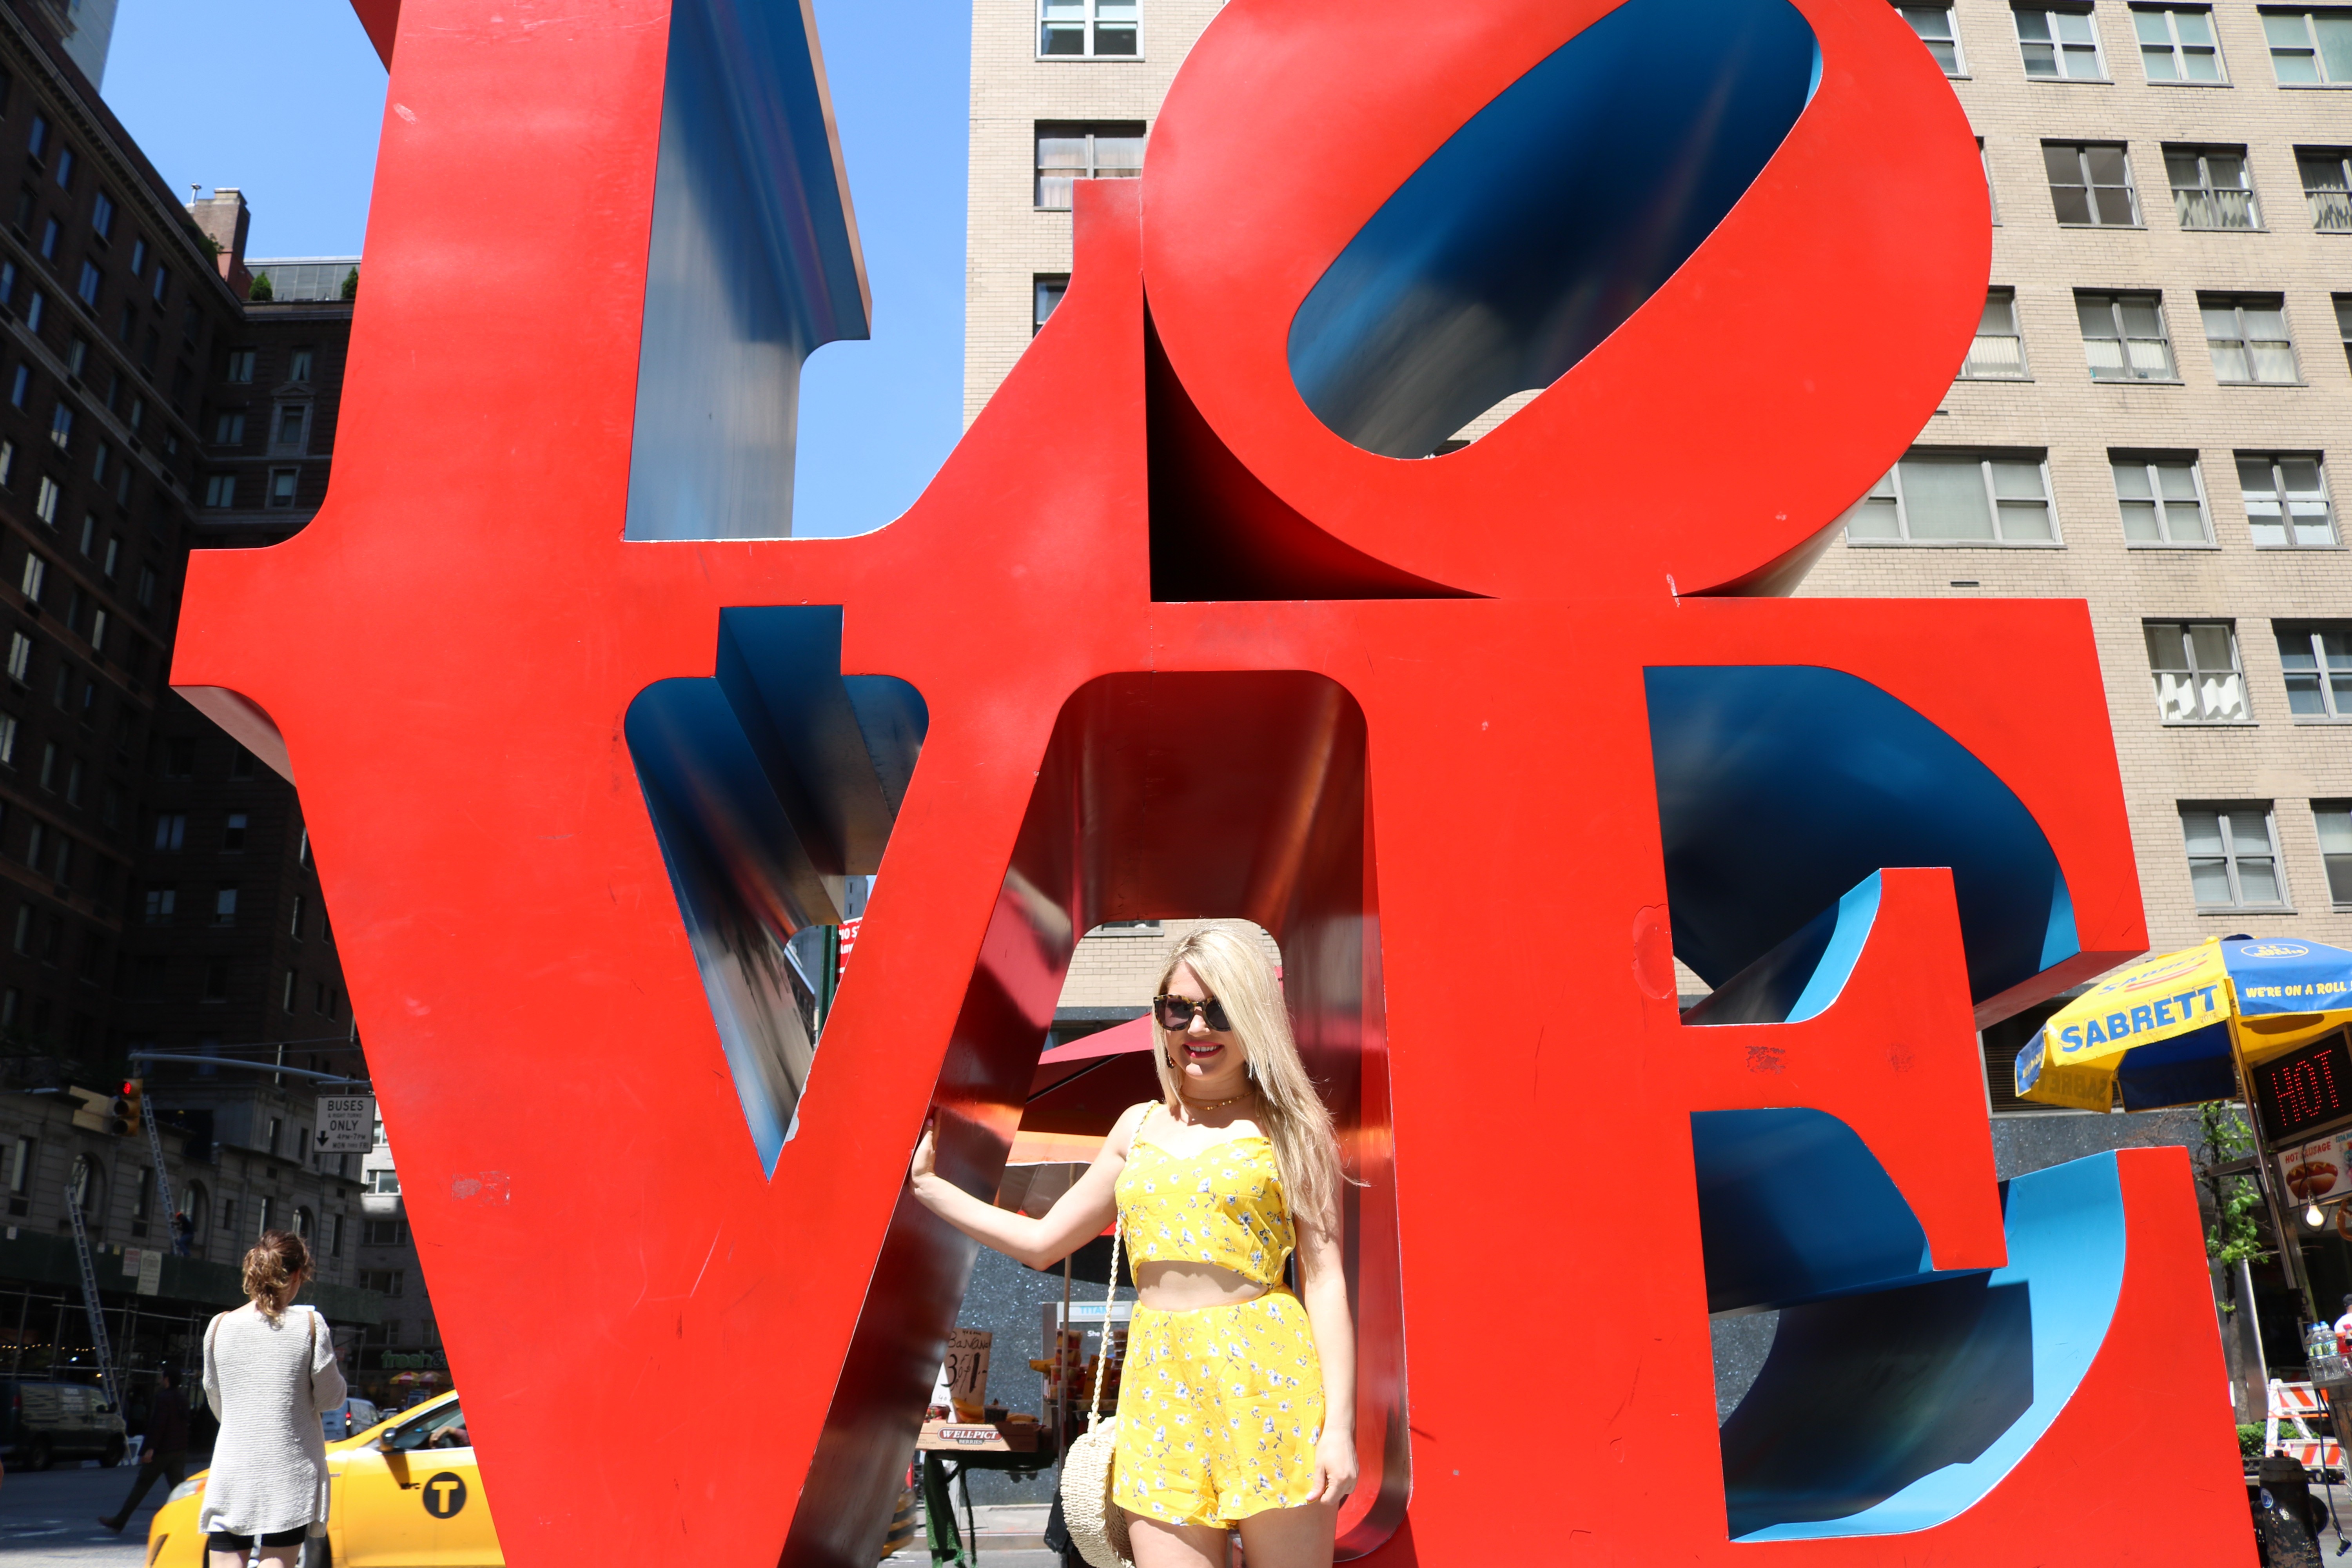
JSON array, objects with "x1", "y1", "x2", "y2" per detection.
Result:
[{"x1": 1060, "y1": 1218, "x2": 1133, "y2": 1568}]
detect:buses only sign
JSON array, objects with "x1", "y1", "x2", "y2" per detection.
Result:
[{"x1": 318, "y1": 1096, "x2": 376, "y2": 1154}]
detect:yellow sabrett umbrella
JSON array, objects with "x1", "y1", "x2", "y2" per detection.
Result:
[{"x1": 2015, "y1": 936, "x2": 2352, "y2": 1112}]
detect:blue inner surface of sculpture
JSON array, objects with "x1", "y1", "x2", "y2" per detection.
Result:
[
  {"x1": 625, "y1": 0, "x2": 871, "y2": 541},
  {"x1": 627, "y1": 608, "x2": 924, "y2": 1173},
  {"x1": 1695, "y1": 1118, "x2": 2125, "y2": 1541},
  {"x1": 1286, "y1": 0, "x2": 1819, "y2": 459},
  {"x1": 1645, "y1": 666, "x2": 2078, "y2": 1009}
]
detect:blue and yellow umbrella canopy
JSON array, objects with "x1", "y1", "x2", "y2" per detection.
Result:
[{"x1": 2015, "y1": 937, "x2": 2352, "y2": 1112}]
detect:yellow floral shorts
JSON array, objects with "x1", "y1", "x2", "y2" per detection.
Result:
[{"x1": 1111, "y1": 1289, "x2": 1324, "y2": 1528}]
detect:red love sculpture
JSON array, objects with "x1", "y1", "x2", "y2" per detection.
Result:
[{"x1": 169, "y1": 1, "x2": 2247, "y2": 1563}]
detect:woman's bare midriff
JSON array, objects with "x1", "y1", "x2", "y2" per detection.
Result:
[{"x1": 1134, "y1": 1258, "x2": 1271, "y2": 1311}]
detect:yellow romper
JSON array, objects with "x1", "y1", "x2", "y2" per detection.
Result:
[{"x1": 1109, "y1": 1114, "x2": 1325, "y2": 1528}]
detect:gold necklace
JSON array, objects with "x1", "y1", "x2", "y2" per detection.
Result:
[{"x1": 1180, "y1": 1089, "x2": 1250, "y2": 1116}]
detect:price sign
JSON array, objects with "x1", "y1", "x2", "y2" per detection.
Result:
[
  {"x1": 2252, "y1": 1029, "x2": 2352, "y2": 1144},
  {"x1": 944, "y1": 1327, "x2": 992, "y2": 1419}
]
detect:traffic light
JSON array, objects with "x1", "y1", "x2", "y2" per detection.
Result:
[
  {"x1": 118, "y1": 1079, "x2": 142, "y2": 1138},
  {"x1": 67, "y1": 1085, "x2": 130, "y2": 1136}
]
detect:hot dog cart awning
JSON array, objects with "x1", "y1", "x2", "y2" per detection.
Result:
[{"x1": 2015, "y1": 936, "x2": 2352, "y2": 1112}]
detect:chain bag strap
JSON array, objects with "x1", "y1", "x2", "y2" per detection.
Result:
[{"x1": 1084, "y1": 1214, "x2": 1121, "y2": 1432}]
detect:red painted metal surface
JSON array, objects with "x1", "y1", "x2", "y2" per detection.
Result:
[{"x1": 162, "y1": 0, "x2": 2249, "y2": 1562}]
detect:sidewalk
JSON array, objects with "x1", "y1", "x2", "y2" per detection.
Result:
[{"x1": 886, "y1": 1501, "x2": 1055, "y2": 1564}]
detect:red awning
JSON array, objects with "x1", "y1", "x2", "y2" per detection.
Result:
[{"x1": 1022, "y1": 1015, "x2": 1160, "y2": 1136}]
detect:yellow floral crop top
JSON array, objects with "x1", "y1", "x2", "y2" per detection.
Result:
[{"x1": 1114, "y1": 1119, "x2": 1294, "y2": 1288}]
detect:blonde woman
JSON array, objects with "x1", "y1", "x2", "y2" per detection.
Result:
[
  {"x1": 911, "y1": 926, "x2": 1357, "y2": 1568},
  {"x1": 199, "y1": 1230, "x2": 347, "y2": 1568}
]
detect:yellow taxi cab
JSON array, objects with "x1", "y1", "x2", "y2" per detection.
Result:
[{"x1": 146, "y1": 1390, "x2": 503, "y2": 1566}]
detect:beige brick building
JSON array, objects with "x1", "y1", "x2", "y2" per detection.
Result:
[{"x1": 970, "y1": 0, "x2": 2352, "y2": 1054}]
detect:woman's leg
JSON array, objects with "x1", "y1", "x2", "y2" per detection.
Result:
[
  {"x1": 1233, "y1": 1501, "x2": 1338, "y2": 1568},
  {"x1": 1127, "y1": 1513, "x2": 1229, "y2": 1568},
  {"x1": 206, "y1": 1551, "x2": 248, "y2": 1568},
  {"x1": 252, "y1": 1546, "x2": 304, "y2": 1568}
]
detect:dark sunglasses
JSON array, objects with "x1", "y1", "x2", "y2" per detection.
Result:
[{"x1": 1153, "y1": 994, "x2": 1232, "y2": 1032}]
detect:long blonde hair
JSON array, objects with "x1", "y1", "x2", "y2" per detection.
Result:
[{"x1": 1152, "y1": 926, "x2": 1344, "y2": 1229}]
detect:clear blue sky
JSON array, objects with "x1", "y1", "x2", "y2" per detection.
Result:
[{"x1": 102, "y1": 0, "x2": 970, "y2": 539}]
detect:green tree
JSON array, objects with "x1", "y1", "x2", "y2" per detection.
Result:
[
  {"x1": 247, "y1": 271, "x2": 274, "y2": 303},
  {"x1": 2200, "y1": 1099, "x2": 2270, "y2": 1313},
  {"x1": 339, "y1": 267, "x2": 359, "y2": 301}
]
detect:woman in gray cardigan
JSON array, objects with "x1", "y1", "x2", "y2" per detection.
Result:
[{"x1": 200, "y1": 1230, "x2": 347, "y2": 1565}]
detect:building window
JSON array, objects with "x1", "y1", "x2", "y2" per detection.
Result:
[
  {"x1": 288, "y1": 348, "x2": 313, "y2": 383},
  {"x1": 2075, "y1": 291, "x2": 2176, "y2": 380},
  {"x1": 203, "y1": 474, "x2": 234, "y2": 508},
  {"x1": 369, "y1": 1167, "x2": 400, "y2": 1196},
  {"x1": 2201, "y1": 294, "x2": 2298, "y2": 382},
  {"x1": 1900, "y1": 5, "x2": 1966, "y2": 70},
  {"x1": 222, "y1": 813, "x2": 246, "y2": 851},
  {"x1": 4, "y1": 635, "x2": 26, "y2": 686},
  {"x1": 73, "y1": 262, "x2": 96, "y2": 309},
  {"x1": 89, "y1": 191, "x2": 111, "y2": 240},
  {"x1": 267, "y1": 468, "x2": 297, "y2": 507},
  {"x1": 2134, "y1": 5, "x2": 2225, "y2": 77},
  {"x1": 212, "y1": 886, "x2": 237, "y2": 926},
  {"x1": 142, "y1": 887, "x2": 174, "y2": 923},
  {"x1": 2302, "y1": 147, "x2": 2352, "y2": 228},
  {"x1": 1034, "y1": 122, "x2": 1146, "y2": 209},
  {"x1": 1847, "y1": 450, "x2": 2057, "y2": 544},
  {"x1": 273, "y1": 405, "x2": 305, "y2": 447},
  {"x1": 2237, "y1": 453, "x2": 2338, "y2": 546},
  {"x1": 27, "y1": 115, "x2": 47, "y2": 160},
  {"x1": 0, "y1": 714, "x2": 18, "y2": 765},
  {"x1": 2277, "y1": 623, "x2": 2352, "y2": 718},
  {"x1": 212, "y1": 412, "x2": 244, "y2": 446},
  {"x1": 223, "y1": 348, "x2": 254, "y2": 384},
  {"x1": 152, "y1": 813, "x2": 185, "y2": 850},
  {"x1": 53, "y1": 147, "x2": 70, "y2": 190},
  {"x1": 2265, "y1": 8, "x2": 2352, "y2": 81},
  {"x1": 2045, "y1": 143, "x2": 2139, "y2": 225},
  {"x1": 45, "y1": 407, "x2": 68, "y2": 453},
  {"x1": 2166, "y1": 145, "x2": 2258, "y2": 227},
  {"x1": 1039, "y1": 0, "x2": 1137, "y2": 57},
  {"x1": 1033, "y1": 274, "x2": 1068, "y2": 336},
  {"x1": 1962, "y1": 289, "x2": 2029, "y2": 377},
  {"x1": 18, "y1": 555, "x2": 42, "y2": 604},
  {"x1": 2017, "y1": 6, "x2": 2107, "y2": 75},
  {"x1": 8, "y1": 1136, "x2": 31, "y2": 1196},
  {"x1": 2145, "y1": 621, "x2": 2249, "y2": 722},
  {"x1": 2336, "y1": 294, "x2": 2352, "y2": 367},
  {"x1": 2182, "y1": 804, "x2": 2287, "y2": 909},
  {"x1": 2316, "y1": 804, "x2": 2352, "y2": 904}
]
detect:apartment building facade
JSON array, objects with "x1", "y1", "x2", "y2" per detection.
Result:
[
  {"x1": 0, "y1": 1081, "x2": 375, "y2": 1395},
  {"x1": 969, "y1": 0, "x2": 2352, "y2": 1083},
  {"x1": 0, "y1": 0, "x2": 245, "y2": 1078}
]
